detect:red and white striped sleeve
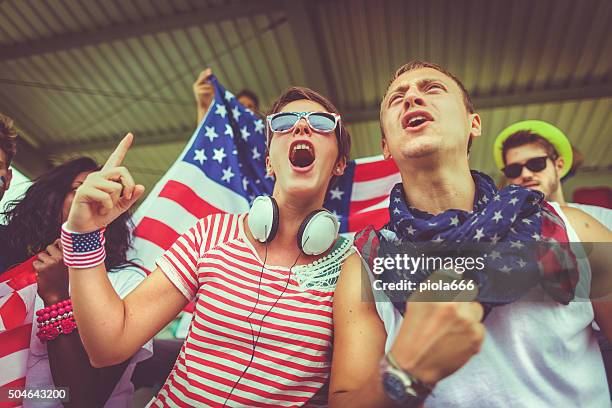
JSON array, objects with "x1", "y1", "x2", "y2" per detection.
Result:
[{"x1": 156, "y1": 217, "x2": 209, "y2": 301}]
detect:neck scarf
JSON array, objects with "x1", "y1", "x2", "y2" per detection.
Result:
[{"x1": 355, "y1": 171, "x2": 577, "y2": 315}]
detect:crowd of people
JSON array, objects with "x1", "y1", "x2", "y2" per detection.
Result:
[{"x1": 1, "y1": 59, "x2": 611, "y2": 407}]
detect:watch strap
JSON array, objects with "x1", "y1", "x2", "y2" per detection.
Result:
[{"x1": 386, "y1": 352, "x2": 432, "y2": 398}]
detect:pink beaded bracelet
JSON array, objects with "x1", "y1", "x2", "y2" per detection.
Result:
[{"x1": 36, "y1": 299, "x2": 77, "y2": 342}]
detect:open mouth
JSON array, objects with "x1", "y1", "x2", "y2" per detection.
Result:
[
  {"x1": 407, "y1": 116, "x2": 428, "y2": 127},
  {"x1": 402, "y1": 111, "x2": 434, "y2": 129},
  {"x1": 289, "y1": 141, "x2": 315, "y2": 168}
]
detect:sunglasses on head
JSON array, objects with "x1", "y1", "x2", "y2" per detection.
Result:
[
  {"x1": 267, "y1": 112, "x2": 341, "y2": 134},
  {"x1": 502, "y1": 156, "x2": 549, "y2": 179}
]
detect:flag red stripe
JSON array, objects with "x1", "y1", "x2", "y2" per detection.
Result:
[
  {"x1": 134, "y1": 217, "x2": 181, "y2": 251},
  {"x1": 1, "y1": 257, "x2": 37, "y2": 290},
  {"x1": 348, "y1": 207, "x2": 390, "y2": 232},
  {"x1": 0, "y1": 376, "x2": 27, "y2": 406},
  {"x1": 350, "y1": 195, "x2": 389, "y2": 214},
  {"x1": 0, "y1": 323, "x2": 32, "y2": 360},
  {"x1": 160, "y1": 180, "x2": 225, "y2": 219},
  {"x1": 2, "y1": 377, "x2": 26, "y2": 389},
  {"x1": 0, "y1": 293, "x2": 27, "y2": 331},
  {"x1": 353, "y1": 159, "x2": 399, "y2": 182}
]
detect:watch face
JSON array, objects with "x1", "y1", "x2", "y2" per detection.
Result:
[{"x1": 382, "y1": 372, "x2": 407, "y2": 402}]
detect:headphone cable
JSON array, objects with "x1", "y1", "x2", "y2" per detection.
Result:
[{"x1": 223, "y1": 233, "x2": 303, "y2": 406}]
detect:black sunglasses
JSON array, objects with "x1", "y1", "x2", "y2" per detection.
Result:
[{"x1": 502, "y1": 156, "x2": 549, "y2": 179}]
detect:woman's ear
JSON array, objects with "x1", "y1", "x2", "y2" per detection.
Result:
[
  {"x1": 334, "y1": 157, "x2": 347, "y2": 176},
  {"x1": 265, "y1": 156, "x2": 274, "y2": 176}
]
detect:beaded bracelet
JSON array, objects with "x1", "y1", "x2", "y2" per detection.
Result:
[
  {"x1": 61, "y1": 222, "x2": 106, "y2": 269},
  {"x1": 36, "y1": 299, "x2": 77, "y2": 342}
]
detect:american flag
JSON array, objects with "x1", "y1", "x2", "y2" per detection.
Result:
[
  {"x1": 0, "y1": 256, "x2": 37, "y2": 408},
  {"x1": 129, "y1": 76, "x2": 400, "y2": 271}
]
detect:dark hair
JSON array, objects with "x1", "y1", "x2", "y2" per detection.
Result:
[
  {"x1": 236, "y1": 89, "x2": 260, "y2": 110},
  {"x1": 267, "y1": 86, "x2": 351, "y2": 168},
  {"x1": 380, "y1": 60, "x2": 475, "y2": 152},
  {"x1": 0, "y1": 113, "x2": 18, "y2": 168},
  {"x1": 501, "y1": 130, "x2": 559, "y2": 164},
  {"x1": 0, "y1": 157, "x2": 133, "y2": 271}
]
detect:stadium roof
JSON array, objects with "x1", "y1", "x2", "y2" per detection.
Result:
[{"x1": 1, "y1": 0, "x2": 610, "y2": 195}]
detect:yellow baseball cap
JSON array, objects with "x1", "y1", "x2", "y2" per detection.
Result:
[{"x1": 493, "y1": 120, "x2": 573, "y2": 178}]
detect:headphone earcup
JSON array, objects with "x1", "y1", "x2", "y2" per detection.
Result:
[
  {"x1": 297, "y1": 210, "x2": 339, "y2": 256},
  {"x1": 248, "y1": 196, "x2": 280, "y2": 243}
]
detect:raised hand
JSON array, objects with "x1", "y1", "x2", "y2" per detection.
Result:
[
  {"x1": 193, "y1": 68, "x2": 214, "y2": 108},
  {"x1": 66, "y1": 133, "x2": 145, "y2": 233}
]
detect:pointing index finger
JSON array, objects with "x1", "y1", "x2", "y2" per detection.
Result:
[{"x1": 102, "y1": 133, "x2": 133, "y2": 171}]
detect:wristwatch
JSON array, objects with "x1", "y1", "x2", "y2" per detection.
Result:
[{"x1": 380, "y1": 352, "x2": 432, "y2": 406}]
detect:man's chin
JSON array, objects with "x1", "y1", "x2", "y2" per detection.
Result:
[{"x1": 397, "y1": 139, "x2": 441, "y2": 160}]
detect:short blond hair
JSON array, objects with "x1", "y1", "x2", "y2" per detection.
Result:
[{"x1": 380, "y1": 61, "x2": 475, "y2": 139}]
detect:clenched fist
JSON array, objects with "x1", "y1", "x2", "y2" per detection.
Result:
[{"x1": 391, "y1": 300, "x2": 485, "y2": 386}]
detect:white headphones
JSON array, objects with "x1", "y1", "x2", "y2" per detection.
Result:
[{"x1": 247, "y1": 196, "x2": 339, "y2": 256}]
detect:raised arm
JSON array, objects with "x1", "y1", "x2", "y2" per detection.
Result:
[
  {"x1": 330, "y1": 252, "x2": 485, "y2": 407},
  {"x1": 67, "y1": 134, "x2": 188, "y2": 367}
]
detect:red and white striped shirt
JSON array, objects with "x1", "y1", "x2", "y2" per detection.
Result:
[{"x1": 149, "y1": 213, "x2": 351, "y2": 407}]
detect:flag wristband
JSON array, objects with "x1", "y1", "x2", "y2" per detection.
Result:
[{"x1": 61, "y1": 222, "x2": 107, "y2": 269}]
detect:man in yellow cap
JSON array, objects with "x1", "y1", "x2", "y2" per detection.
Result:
[
  {"x1": 494, "y1": 120, "x2": 611, "y2": 230},
  {"x1": 494, "y1": 119, "x2": 612, "y2": 397}
]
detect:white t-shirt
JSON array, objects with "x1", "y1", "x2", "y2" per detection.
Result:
[
  {"x1": 370, "y1": 204, "x2": 609, "y2": 407},
  {"x1": 24, "y1": 264, "x2": 153, "y2": 408},
  {"x1": 567, "y1": 202, "x2": 612, "y2": 231}
]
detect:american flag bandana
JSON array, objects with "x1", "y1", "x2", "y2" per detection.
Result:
[{"x1": 355, "y1": 171, "x2": 578, "y2": 314}]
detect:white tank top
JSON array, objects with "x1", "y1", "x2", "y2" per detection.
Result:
[{"x1": 372, "y1": 202, "x2": 609, "y2": 407}]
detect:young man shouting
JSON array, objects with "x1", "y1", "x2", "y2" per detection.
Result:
[{"x1": 330, "y1": 61, "x2": 611, "y2": 407}]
